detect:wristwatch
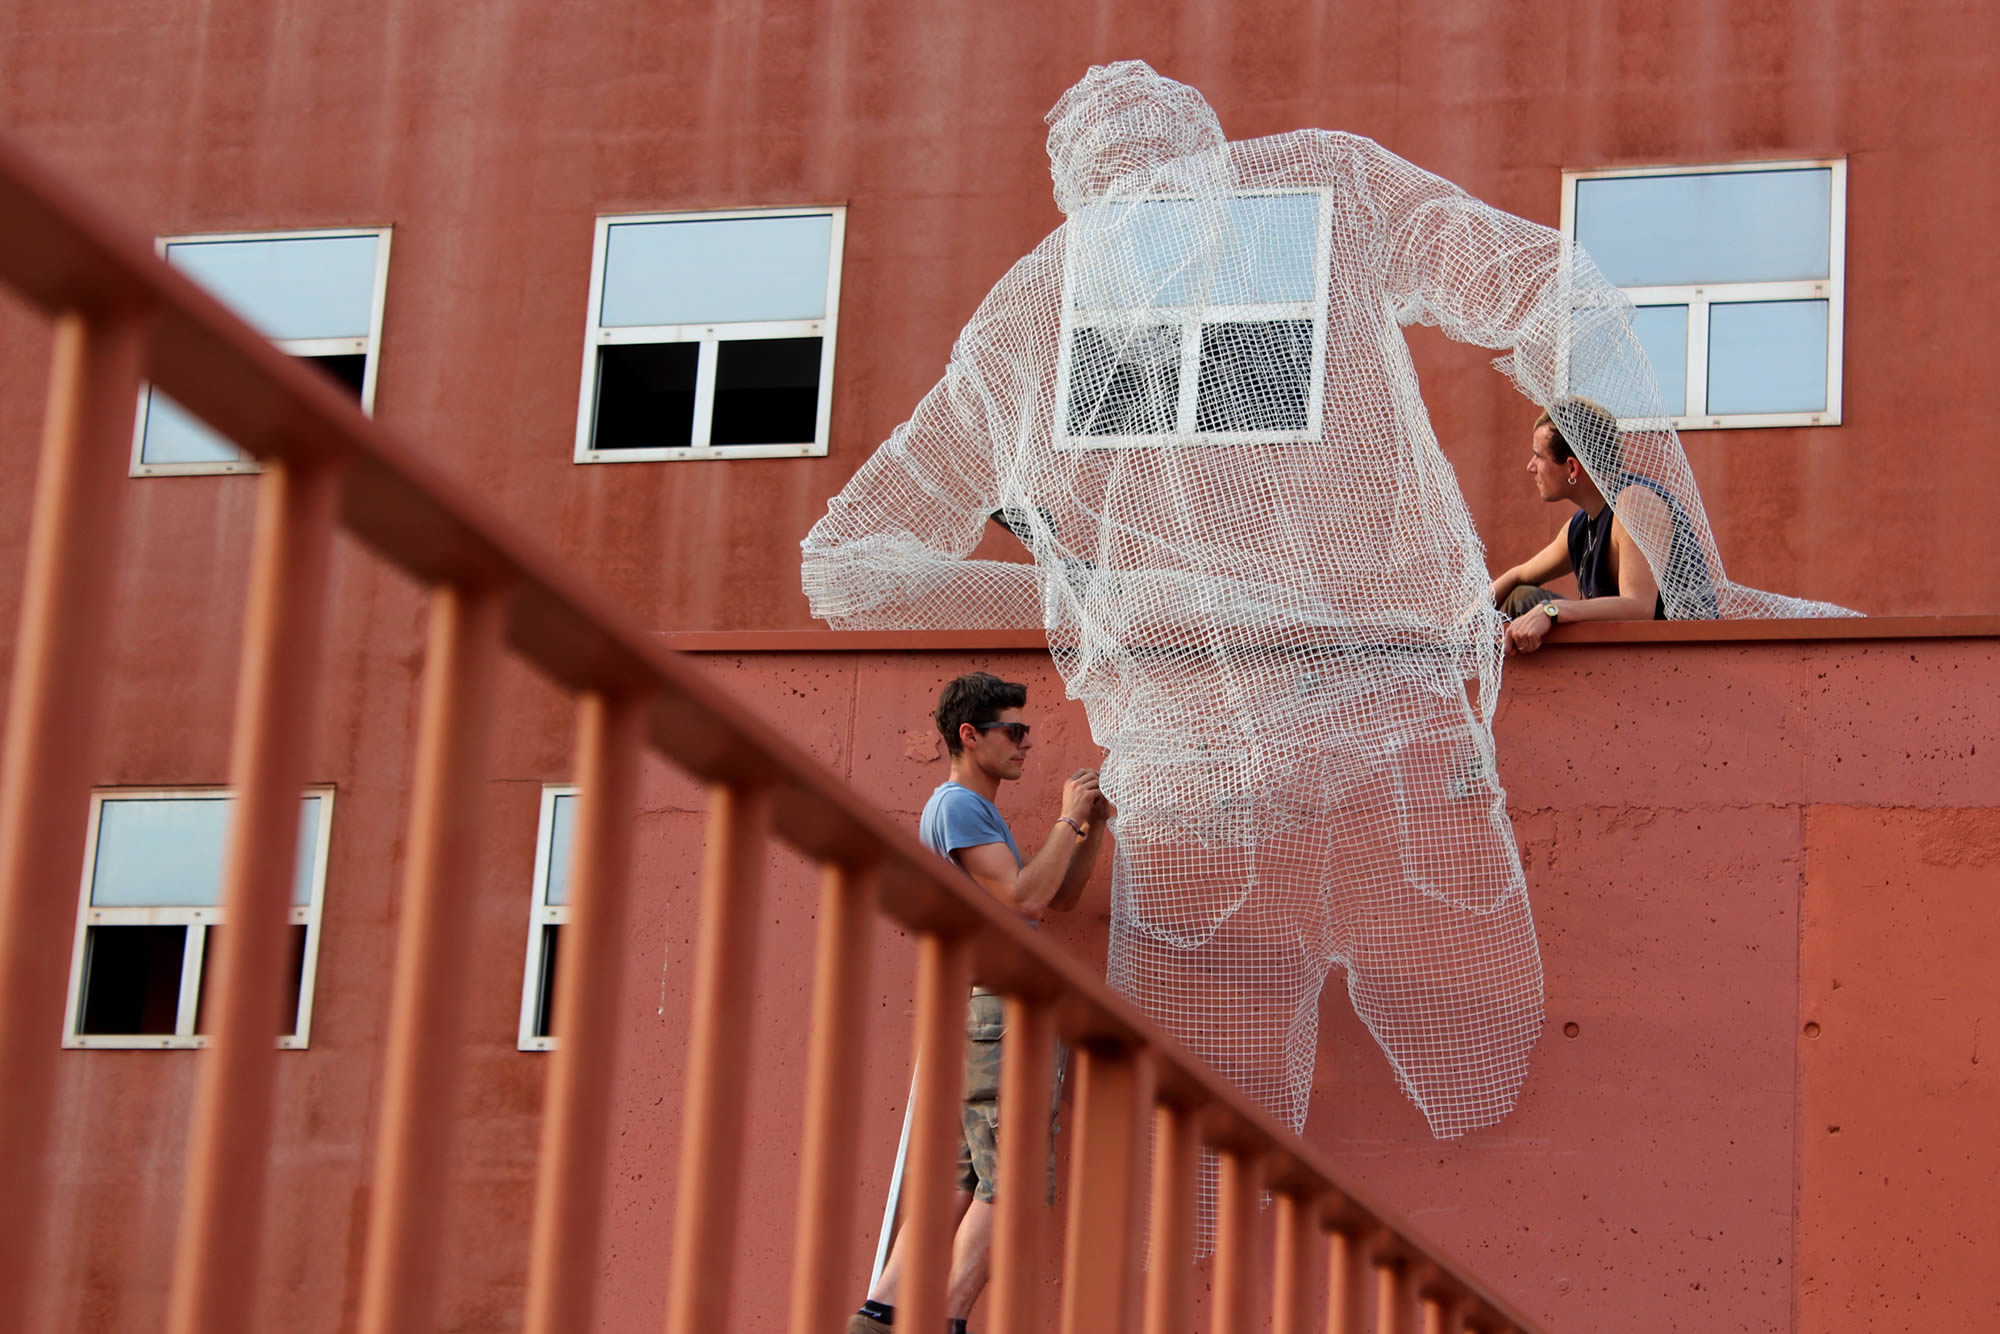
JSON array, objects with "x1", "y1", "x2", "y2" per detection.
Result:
[{"x1": 1541, "y1": 602, "x2": 1561, "y2": 622}]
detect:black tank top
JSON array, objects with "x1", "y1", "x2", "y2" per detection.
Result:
[{"x1": 1565, "y1": 477, "x2": 1719, "y2": 620}]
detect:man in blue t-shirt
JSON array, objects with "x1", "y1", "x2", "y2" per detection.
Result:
[{"x1": 850, "y1": 672, "x2": 1107, "y2": 1334}]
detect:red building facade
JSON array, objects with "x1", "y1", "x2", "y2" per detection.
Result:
[{"x1": 2, "y1": 1, "x2": 1996, "y2": 1330}]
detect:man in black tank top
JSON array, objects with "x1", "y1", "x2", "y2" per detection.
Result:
[{"x1": 1489, "y1": 404, "x2": 1713, "y2": 653}]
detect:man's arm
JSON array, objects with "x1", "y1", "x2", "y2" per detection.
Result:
[
  {"x1": 1047, "y1": 787, "x2": 1112, "y2": 911},
  {"x1": 952, "y1": 771, "x2": 1102, "y2": 919},
  {"x1": 1490, "y1": 530, "x2": 1572, "y2": 606},
  {"x1": 1506, "y1": 489, "x2": 1665, "y2": 653}
]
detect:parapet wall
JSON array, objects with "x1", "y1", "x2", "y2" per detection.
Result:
[{"x1": 657, "y1": 626, "x2": 1997, "y2": 1333}]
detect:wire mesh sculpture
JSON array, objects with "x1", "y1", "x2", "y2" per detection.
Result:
[{"x1": 803, "y1": 61, "x2": 1855, "y2": 1141}]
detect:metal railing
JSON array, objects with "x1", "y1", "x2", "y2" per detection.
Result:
[{"x1": 0, "y1": 131, "x2": 1544, "y2": 1334}]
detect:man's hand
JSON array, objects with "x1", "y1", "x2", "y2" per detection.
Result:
[
  {"x1": 1505, "y1": 606, "x2": 1554, "y2": 654},
  {"x1": 1061, "y1": 770, "x2": 1101, "y2": 827}
]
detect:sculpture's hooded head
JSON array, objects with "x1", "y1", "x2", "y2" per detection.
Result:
[{"x1": 1045, "y1": 60, "x2": 1227, "y2": 215}]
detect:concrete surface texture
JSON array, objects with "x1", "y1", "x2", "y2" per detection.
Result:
[
  {"x1": 20, "y1": 633, "x2": 1999, "y2": 1333},
  {"x1": 1, "y1": 0, "x2": 1997, "y2": 1329}
]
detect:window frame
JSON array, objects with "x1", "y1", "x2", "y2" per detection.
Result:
[
  {"x1": 1559, "y1": 158, "x2": 1846, "y2": 430},
  {"x1": 131, "y1": 226, "x2": 394, "y2": 477},
  {"x1": 1053, "y1": 188, "x2": 1333, "y2": 450},
  {"x1": 62, "y1": 785, "x2": 335, "y2": 1050},
  {"x1": 572, "y1": 206, "x2": 846, "y2": 464},
  {"x1": 517, "y1": 785, "x2": 576, "y2": 1051}
]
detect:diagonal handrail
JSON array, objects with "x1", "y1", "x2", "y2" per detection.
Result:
[{"x1": 0, "y1": 127, "x2": 1546, "y2": 1334}]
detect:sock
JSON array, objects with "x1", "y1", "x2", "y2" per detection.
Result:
[{"x1": 858, "y1": 1300, "x2": 895, "y2": 1324}]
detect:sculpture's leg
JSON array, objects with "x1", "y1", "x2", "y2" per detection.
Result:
[
  {"x1": 1103, "y1": 654, "x2": 1543, "y2": 1141},
  {"x1": 1315, "y1": 673, "x2": 1545, "y2": 1138}
]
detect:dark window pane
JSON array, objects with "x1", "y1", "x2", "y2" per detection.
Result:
[
  {"x1": 709, "y1": 337, "x2": 823, "y2": 447},
  {"x1": 593, "y1": 343, "x2": 698, "y2": 450},
  {"x1": 78, "y1": 925, "x2": 186, "y2": 1035},
  {"x1": 533, "y1": 924, "x2": 562, "y2": 1039},
  {"x1": 302, "y1": 352, "x2": 367, "y2": 400},
  {"x1": 1066, "y1": 325, "x2": 1180, "y2": 437},
  {"x1": 195, "y1": 924, "x2": 309, "y2": 1037},
  {"x1": 1195, "y1": 320, "x2": 1313, "y2": 433}
]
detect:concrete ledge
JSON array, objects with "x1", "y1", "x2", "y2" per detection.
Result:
[{"x1": 663, "y1": 615, "x2": 1999, "y2": 653}]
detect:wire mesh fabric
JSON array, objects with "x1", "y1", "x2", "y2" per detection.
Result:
[{"x1": 803, "y1": 61, "x2": 1855, "y2": 1142}]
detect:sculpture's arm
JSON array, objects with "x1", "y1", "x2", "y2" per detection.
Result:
[
  {"x1": 1349, "y1": 134, "x2": 1590, "y2": 405},
  {"x1": 801, "y1": 343, "x2": 1045, "y2": 630},
  {"x1": 1345, "y1": 134, "x2": 1787, "y2": 619}
]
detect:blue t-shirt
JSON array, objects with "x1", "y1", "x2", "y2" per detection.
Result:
[{"x1": 919, "y1": 782, "x2": 1022, "y2": 872}]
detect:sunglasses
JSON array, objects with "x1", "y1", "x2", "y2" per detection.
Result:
[{"x1": 972, "y1": 721, "x2": 1031, "y2": 744}]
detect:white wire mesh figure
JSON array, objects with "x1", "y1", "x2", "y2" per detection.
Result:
[{"x1": 802, "y1": 61, "x2": 1853, "y2": 1140}]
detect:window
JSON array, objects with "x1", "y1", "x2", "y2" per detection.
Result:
[
  {"x1": 133, "y1": 228, "x2": 392, "y2": 475},
  {"x1": 1561, "y1": 161, "x2": 1845, "y2": 429},
  {"x1": 1055, "y1": 191, "x2": 1330, "y2": 448},
  {"x1": 574, "y1": 208, "x2": 845, "y2": 462},
  {"x1": 64, "y1": 788, "x2": 333, "y2": 1049},
  {"x1": 517, "y1": 786, "x2": 576, "y2": 1050}
]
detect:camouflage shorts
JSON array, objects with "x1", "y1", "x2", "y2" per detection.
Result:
[{"x1": 955, "y1": 991, "x2": 1064, "y2": 1205}]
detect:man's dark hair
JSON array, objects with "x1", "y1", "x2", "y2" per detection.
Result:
[
  {"x1": 1535, "y1": 398, "x2": 1623, "y2": 474},
  {"x1": 935, "y1": 672, "x2": 1028, "y2": 754}
]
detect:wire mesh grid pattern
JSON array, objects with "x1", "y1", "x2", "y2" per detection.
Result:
[
  {"x1": 804, "y1": 61, "x2": 1856, "y2": 1148},
  {"x1": 0, "y1": 114, "x2": 1556, "y2": 1334}
]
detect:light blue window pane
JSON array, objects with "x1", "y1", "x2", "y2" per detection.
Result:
[
  {"x1": 1632, "y1": 305, "x2": 1689, "y2": 414},
  {"x1": 1574, "y1": 169, "x2": 1831, "y2": 286},
  {"x1": 600, "y1": 215, "x2": 832, "y2": 327},
  {"x1": 544, "y1": 794, "x2": 576, "y2": 906},
  {"x1": 1072, "y1": 194, "x2": 1320, "y2": 310},
  {"x1": 91, "y1": 795, "x2": 323, "y2": 907},
  {"x1": 140, "y1": 387, "x2": 244, "y2": 464},
  {"x1": 165, "y1": 235, "x2": 380, "y2": 340},
  {"x1": 1563, "y1": 303, "x2": 1687, "y2": 419},
  {"x1": 1707, "y1": 300, "x2": 1829, "y2": 415}
]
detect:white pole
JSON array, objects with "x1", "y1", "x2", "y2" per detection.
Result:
[{"x1": 869, "y1": 1071, "x2": 918, "y2": 1287}]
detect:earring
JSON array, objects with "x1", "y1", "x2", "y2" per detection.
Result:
[{"x1": 1567, "y1": 475, "x2": 1577, "y2": 486}]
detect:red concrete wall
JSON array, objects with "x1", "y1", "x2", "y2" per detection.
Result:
[
  {"x1": 22, "y1": 632, "x2": 1999, "y2": 1333},
  {"x1": 2, "y1": 0, "x2": 1997, "y2": 1330}
]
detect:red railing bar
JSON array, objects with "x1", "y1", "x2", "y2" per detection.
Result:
[
  {"x1": 1324, "y1": 1227, "x2": 1364, "y2": 1334},
  {"x1": 1141, "y1": 1099, "x2": 1204, "y2": 1334},
  {"x1": 1214, "y1": 1145, "x2": 1266, "y2": 1333},
  {"x1": 894, "y1": 931, "x2": 973, "y2": 1334},
  {"x1": 1374, "y1": 1255, "x2": 1412, "y2": 1334},
  {"x1": 661, "y1": 780, "x2": 773, "y2": 1334},
  {"x1": 521, "y1": 690, "x2": 647, "y2": 1334},
  {"x1": 0, "y1": 309, "x2": 147, "y2": 1321},
  {"x1": 1420, "y1": 1292, "x2": 1455, "y2": 1334},
  {"x1": 356, "y1": 583, "x2": 509, "y2": 1334},
  {"x1": 785, "y1": 858, "x2": 880, "y2": 1334},
  {"x1": 1273, "y1": 1189, "x2": 1320, "y2": 1334},
  {"x1": 988, "y1": 994, "x2": 1057, "y2": 1334},
  {"x1": 166, "y1": 458, "x2": 346, "y2": 1334},
  {"x1": 1059, "y1": 1042, "x2": 1154, "y2": 1334}
]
